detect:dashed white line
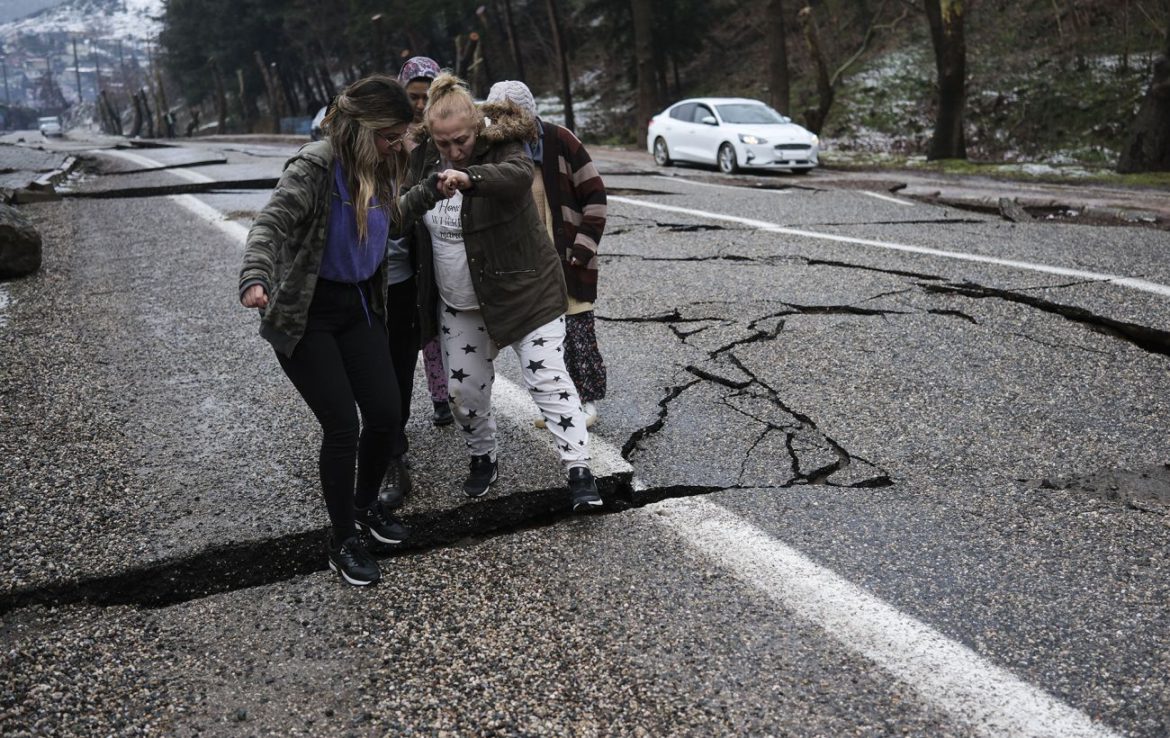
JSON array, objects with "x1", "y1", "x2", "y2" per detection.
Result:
[
  {"x1": 651, "y1": 496, "x2": 1123, "y2": 738},
  {"x1": 609, "y1": 195, "x2": 1170, "y2": 297}
]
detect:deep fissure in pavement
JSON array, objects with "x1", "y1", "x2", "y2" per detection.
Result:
[
  {"x1": 922, "y1": 282, "x2": 1170, "y2": 358},
  {"x1": 61, "y1": 178, "x2": 279, "y2": 199}
]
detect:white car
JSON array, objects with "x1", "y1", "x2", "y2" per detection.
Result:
[
  {"x1": 647, "y1": 97, "x2": 819, "y2": 174},
  {"x1": 38, "y1": 116, "x2": 63, "y2": 138}
]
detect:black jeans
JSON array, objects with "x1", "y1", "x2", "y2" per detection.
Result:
[
  {"x1": 386, "y1": 276, "x2": 421, "y2": 434},
  {"x1": 276, "y1": 278, "x2": 405, "y2": 541}
]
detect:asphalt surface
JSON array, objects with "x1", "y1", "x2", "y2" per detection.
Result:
[{"x1": 1, "y1": 130, "x2": 1168, "y2": 736}]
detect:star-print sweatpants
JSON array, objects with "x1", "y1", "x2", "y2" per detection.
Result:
[{"x1": 439, "y1": 304, "x2": 591, "y2": 471}]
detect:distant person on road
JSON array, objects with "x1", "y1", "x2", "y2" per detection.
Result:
[
  {"x1": 396, "y1": 72, "x2": 603, "y2": 512},
  {"x1": 239, "y1": 75, "x2": 442, "y2": 587},
  {"x1": 484, "y1": 81, "x2": 608, "y2": 429},
  {"x1": 395, "y1": 55, "x2": 454, "y2": 430}
]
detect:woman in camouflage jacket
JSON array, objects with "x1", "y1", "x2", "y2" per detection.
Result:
[{"x1": 238, "y1": 75, "x2": 440, "y2": 587}]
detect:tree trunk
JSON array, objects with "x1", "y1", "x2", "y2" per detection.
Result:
[
  {"x1": 500, "y1": 0, "x2": 525, "y2": 81},
  {"x1": 798, "y1": 4, "x2": 833, "y2": 134},
  {"x1": 1117, "y1": 4, "x2": 1170, "y2": 173},
  {"x1": 924, "y1": 0, "x2": 967, "y2": 160},
  {"x1": 211, "y1": 58, "x2": 228, "y2": 134},
  {"x1": 767, "y1": 0, "x2": 791, "y2": 115},
  {"x1": 237, "y1": 68, "x2": 257, "y2": 133},
  {"x1": 546, "y1": 0, "x2": 575, "y2": 131},
  {"x1": 254, "y1": 51, "x2": 280, "y2": 132},
  {"x1": 632, "y1": 0, "x2": 656, "y2": 147}
]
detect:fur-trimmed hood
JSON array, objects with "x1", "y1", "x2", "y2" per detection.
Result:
[
  {"x1": 479, "y1": 99, "x2": 538, "y2": 144},
  {"x1": 408, "y1": 99, "x2": 538, "y2": 149}
]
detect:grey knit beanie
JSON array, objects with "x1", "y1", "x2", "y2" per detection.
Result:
[{"x1": 486, "y1": 80, "x2": 537, "y2": 118}]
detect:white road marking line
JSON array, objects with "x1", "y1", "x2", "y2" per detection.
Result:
[
  {"x1": 100, "y1": 150, "x2": 250, "y2": 242},
  {"x1": 652, "y1": 496, "x2": 1122, "y2": 738},
  {"x1": 172, "y1": 194, "x2": 251, "y2": 243},
  {"x1": 659, "y1": 176, "x2": 791, "y2": 193},
  {"x1": 609, "y1": 195, "x2": 1170, "y2": 298},
  {"x1": 860, "y1": 189, "x2": 915, "y2": 206},
  {"x1": 102, "y1": 148, "x2": 212, "y2": 183},
  {"x1": 0, "y1": 283, "x2": 10, "y2": 329}
]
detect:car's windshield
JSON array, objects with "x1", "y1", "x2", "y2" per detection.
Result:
[{"x1": 715, "y1": 104, "x2": 788, "y2": 125}]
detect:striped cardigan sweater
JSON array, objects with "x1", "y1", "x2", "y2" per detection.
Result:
[{"x1": 538, "y1": 121, "x2": 607, "y2": 303}]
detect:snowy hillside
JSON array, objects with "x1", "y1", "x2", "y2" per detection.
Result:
[{"x1": 0, "y1": 0, "x2": 161, "y2": 41}]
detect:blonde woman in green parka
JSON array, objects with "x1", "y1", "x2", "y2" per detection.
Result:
[{"x1": 395, "y1": 73, "x2": 603, "y2": 512}]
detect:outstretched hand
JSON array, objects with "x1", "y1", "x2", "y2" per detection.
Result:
[{"x1": 437, "y1": 169, "x2": 471, "y2": 198}]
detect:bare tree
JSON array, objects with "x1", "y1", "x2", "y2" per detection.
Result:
[
  {"x1": 767, "y1": 0, "x2": 791, "y2": 115},
  {"x1": 1117, "y1": 1, "x2": 1170, "y2": 173},
  {"x1": 632, "y1": 0, "x2": 656, "y2": 147},
  {"x1": 797, "y1": 0, "x2": 901, "y2": 134},
  {"x1": 798, "y1": 4, "x2": 833, "y2": 133},
  {"x1": 924, "y1": 0, "x2": 967, "y2": 160}
]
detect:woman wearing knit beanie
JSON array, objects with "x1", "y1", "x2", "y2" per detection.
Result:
[{"x1": 484, "y1": 80, "x2": 608, "y2": 431}]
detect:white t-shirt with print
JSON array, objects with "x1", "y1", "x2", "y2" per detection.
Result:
[{"x1": 424, "y1": 190, "x2": 478, "y2": 310}]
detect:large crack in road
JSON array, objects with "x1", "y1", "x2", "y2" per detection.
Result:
[{"x1": 8, "y1": 172, "x2": 1167, "y2": 618}]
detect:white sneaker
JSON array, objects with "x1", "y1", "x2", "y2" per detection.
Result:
[{"x1": 583, "y1": 401, "x2": 598, "y2": 428}]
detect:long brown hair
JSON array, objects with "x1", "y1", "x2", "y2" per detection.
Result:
[{"x1": 322, "y1": 75, "x2": 413, "y2": 240}]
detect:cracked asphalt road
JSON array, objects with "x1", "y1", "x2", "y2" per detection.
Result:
[{"x1": 1, "y1": 136, "x2": 1168, "y2": 736}]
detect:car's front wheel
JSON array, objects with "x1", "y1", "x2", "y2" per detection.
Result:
[
  {"x1": 653, "y1": 137, "x2": 672, "y2": 167},
  {"x1": 717, "y1": 143, "x2": 739, "y2": 174}
]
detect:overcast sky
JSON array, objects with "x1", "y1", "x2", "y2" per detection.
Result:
[{"x1": 0, "y1": 0, "x2": 66, "y2": 24}]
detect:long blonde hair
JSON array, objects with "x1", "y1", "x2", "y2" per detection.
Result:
[
  {"x1": 423, "y1": 72, "x2": 483, "y2": 132},
  {"x1": 323, "y1": 75, "x2": 413, "y2": 240}
]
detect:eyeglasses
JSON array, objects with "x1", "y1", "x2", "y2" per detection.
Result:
[{"x1": 375, "y1": 130, "x2": 406, "y2": 147}]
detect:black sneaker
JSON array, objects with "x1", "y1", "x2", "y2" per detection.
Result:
[
  {"x1": 354, "y1": 501, "x2": 410, "y2": 544},
  {"x1": 568, "y1": 467, "x2": 603, "y2": 512},
  {"x1": 379, "y1": 456, "x2": 412, "y2": 510},
  {"x1": 463, "y1": 454, "x2": 498, "y2": 498},
  {"x1": 328, "y1": 535, "x2": 380, "y2": 586},
  {"x1": 432, "y1": 400, "x2": 454, "y2": 427}
]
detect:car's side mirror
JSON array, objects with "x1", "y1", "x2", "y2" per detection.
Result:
[{"x1": 701, "y1": 116, "x2": 718, "y2": 126}]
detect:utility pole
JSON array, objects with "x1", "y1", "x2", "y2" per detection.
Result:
[{"x1": 73, "y1": 38, "x2": 83, "y2": 104}]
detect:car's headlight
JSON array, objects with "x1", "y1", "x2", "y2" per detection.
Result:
[
  {"x1": 810, "y1": 134, "x2": 819, "y2": 146},
  {"x1": 738, "y1": 134, "x2": 767, "y2": 145}
]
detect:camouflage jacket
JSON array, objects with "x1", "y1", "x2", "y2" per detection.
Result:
[{"x1": 239, "y1": 141, "x2": 438, "y2": 357}]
